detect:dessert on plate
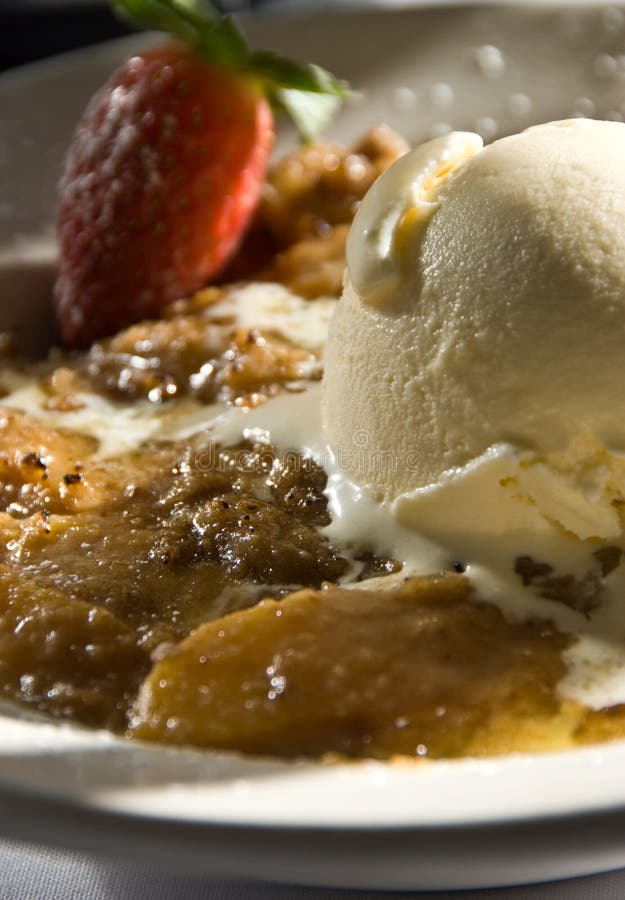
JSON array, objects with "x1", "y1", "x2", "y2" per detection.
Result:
[{"x1": 3, "y1": 0, "x2": 625, "y2": 761}]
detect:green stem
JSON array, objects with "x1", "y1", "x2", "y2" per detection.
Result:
[{"x1": 110, "y1": 0, "x2": 350, "y2": 140}]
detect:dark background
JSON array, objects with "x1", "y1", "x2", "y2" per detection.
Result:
[{"x1": 0, "y1": 0, "x2": 271, "y2": 72}]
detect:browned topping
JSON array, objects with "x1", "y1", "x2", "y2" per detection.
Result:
[
  {"x1": 514, "y1": 554, "x2": 605, "y2": 616},
  {"x1": 44, "y1": 367, "x2": 86, "y2": 412},
  {"x1": 150, "y1": 493, "x2": 345, "y2": 585},
  {"x1": 0, "y1": 413, "x2": 347, "y2": 664},
  {"x1": 60, "y1": 318, "x2": 320, "y2": 407},
  {"x1": 0, "y1": 411, "x2": 99, "y2": 517},
  {"x1": 261, "y1": 125, "x2": 409, "y2": 248},
  {"x1": 594, "y1": 545, "x2": 623, "y2": 577},
  {"x1": 575, "y1": 704, "x2": 625, "y2": 746},
  {"x1": 355, "y1": 552, "x2": 402, "y2": 581},
  {"x1": 0, "y1": 564, "x2": 149, "y2": 729},
  {"x1": 262, "y1": 226, "x2": 349, "y2": 300},
  {"x1": 216, "y1": 125, "x2": 409, "y2": 296},
  {"x1": 515, "y1": 555, "x2": 553, "y2": 585},
  {"x1": 130, "y1": 575, "x2": 571, "y2": 759},
  {"x1": 21, "y1": 452, "x2": 47, "y2": 470}
]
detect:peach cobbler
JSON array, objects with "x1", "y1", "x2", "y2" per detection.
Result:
[{"x1": 3, "y1": 123, "x2": 625, "y2": 761}]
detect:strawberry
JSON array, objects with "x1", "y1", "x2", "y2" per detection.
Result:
[{"x1": 55, "y1": 0, "x2": 348, "y2": 348}]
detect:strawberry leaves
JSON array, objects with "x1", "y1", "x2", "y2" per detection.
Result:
[
  {"x1": 111, "y1": 0, "x2": 249, "y2": 67},
  {"x1": 250, "y1": 55, "x2": 348, "y2": 142},
  {"x1": 111, "y1": 0, "x2": 350, "y2": 140}
]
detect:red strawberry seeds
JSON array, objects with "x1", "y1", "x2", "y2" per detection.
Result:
[{"x1": 56, "y1": 43, "x2": 273, "y2": 347}]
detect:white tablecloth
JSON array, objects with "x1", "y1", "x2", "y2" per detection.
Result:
[{"x1": 3, "y1": 841, "x2": 625, "y2": 900}]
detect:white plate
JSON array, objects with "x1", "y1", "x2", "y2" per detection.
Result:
[{"x1": 2, "y1": 4, "x2": 625, "y2": 890}]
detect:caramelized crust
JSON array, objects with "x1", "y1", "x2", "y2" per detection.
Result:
[
  {"x1": 0, "y1": 564, "x2": 149, "y2": 729},
  {"x1": 130, "y1": 575, "x2": 572, "y2": 759},
  {"x1": 0, "y1": 410, "x2": 348, "y2": 661},
  {"x1": 75, "y1": 319, "x2": 320, "y2": 407},
  {"x1": 218, "y1": 125, "x2": 410, "y2": 296}
]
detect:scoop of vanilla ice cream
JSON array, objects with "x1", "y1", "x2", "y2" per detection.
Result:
[
  {"x1": 324, "y1": 120, "x2": 625, "y2": 712},
  {"x1": 323, "y1": 120, "x2": 625, "y2": 513}
]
